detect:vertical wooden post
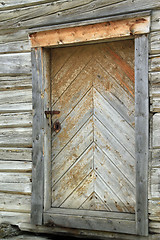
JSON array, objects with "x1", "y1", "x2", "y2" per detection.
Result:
[
  {"x1": 43, "y1": 49, "x2": 52, "y2": 211},
  {"x1": 31, "y1": 47, "x2": 44, "y2": 225},
  {"x1": 135, "y1": 34, "x2": 149, "y2": 236}
]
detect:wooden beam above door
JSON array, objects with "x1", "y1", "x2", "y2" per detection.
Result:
[{"x1": 29, "y1": 16, "x2": 150, "y2": 48}]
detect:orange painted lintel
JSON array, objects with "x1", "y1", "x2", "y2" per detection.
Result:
[{"x1": 29, "y1": 16, "x2": 150, "y2": 48}]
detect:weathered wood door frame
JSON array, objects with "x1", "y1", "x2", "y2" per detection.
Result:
[{"x1": 30, "y1": 12, "x2": 150, "y2": 236}]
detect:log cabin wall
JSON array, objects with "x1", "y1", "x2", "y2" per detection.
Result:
[{"x1": 0, "y1": 1, "x2": 160, "y2": 238}]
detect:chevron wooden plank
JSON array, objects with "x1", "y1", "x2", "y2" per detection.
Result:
[
  {"x1": 96, "y1": 43, "x2": 135, "y2": 97},
  {"x1": 51, "y1": 45, "x2": 93, "y2": 104},
  {"x1": 80, "y1": 192, "x2": 110, "y2": 211},
  {"x1": 52, "y1": 145, "x2": 94, "y2": 207},
  {"x1": 51, "y1": 41, "x2": 136, "y2": 223},
  {"x1": 106, "y1": 40, "x2": 135, "y2": 69},
  {"x1": 52, "y1": 89, "x2": 93, "y2": 158},
  {"x1": 52, "y1": 117, "x2": 93, "y2": 185},
  {"x1": 94, "y1": 145, "x2": 135, "y2": 213},
  {"x1": 51, "y1": 46, "x2": 76, "y2": 78},
  {"x1": 61, "y1": 169, "x2": 129, "y2": 212},
  {"x1": 52, "y1": 60, "x2": 93, "y2": 124},
  {"x1": 94, "y1": 88, "x2": 135, "y2": 157},
  {"x1": 94, "y1": 116, "x2": 135, "y2": 186},
  {"x1": 94, "y1": 171, "x2": 129, "y2": 213},
  {"x1": 60, "y1": 169, "x2": 94, "y2": 209},
  {"x1": 93, "y1": 61, "x2": 135, "y2": 127}
]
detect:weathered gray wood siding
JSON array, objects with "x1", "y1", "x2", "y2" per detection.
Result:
[{"x1": 0, "y1": 0, "x2": 160, "y2": 236}]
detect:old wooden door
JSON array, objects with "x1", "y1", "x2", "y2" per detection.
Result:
[{"x1": 49, "y1": 40, "x2": 135, "y2": 232}]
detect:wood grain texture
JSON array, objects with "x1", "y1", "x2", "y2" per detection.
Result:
[
  {"x1": 0, "y1": 161, "x2": 31, "y2": 172},
  {"x1": 149, "y1": 72, "x2": 160, "y2": 85},
  {"x1": 0, "y1": 147, "x2": 32, "y2": 161},
  {"x1": 0, "y1": 112, "x2": 32, "y2": 128},
  {"x1": 0, "y1": 40, "x2": 30, "y2": 53},
  {"x1": 135, "y1": 35, "x2": 149, "y2": 236},
  {"x1": 149, "y1": 222, "x2": 160, "y2": 234},
  {"x1": 0, "y1": 127, "x2": 32, "y2": 147},
  {"x1": 0, "y1": 0, "x2": 155, "y2": 31},
  {"x1": 19, "y1": 222, "x2": 158, "y2": 240},
  {"x1": 43, "y1": 49, "x2": 52, "y2": 211},
  {"x1": 150, "y1": 55, "x2": 160, "y2": 72},
  {"x1": 30, "y1": 16, "x2": 150, "y2": 48},
  {"x1": 0, "y1": 193, "x2": 31, "y2": 213},
  {"x1": 0, "y1": 76, "x2": 32, "y2": 91},
  {"x1": 149, "y1": 200, "x2": 160, "y2": 221},
  {"x1": 0, "y1": 172, "x2": 31, "y2": 194},
  {"x1": 151, "y1": 10, "x2": 160, "y2": 32},
  {"x1": 44, "y1": 212, "x2": 136, "y2": 234},
  {"x1": 31, "y1": 48, "x2": 44, "y2": 225},
  {"x1": 150, "y1": 31, "x2": 160, "y2": 54},
  {"x1": 51, "y1": 41, "x2": 135, "y2": 218},
  {"x1": 0, "y1": 53, "x2": 31, "y2": 75},
  {"x1": 150, "y1": 97, "x2": 160, "y2": 112},
  {"x1": 151, "y1": 149, "x2": 160, "y2": 168},
  {"x1": 153, "y1": 113, "x2": 160, "y2": 148},
  {"x1": 0, "y1": 89, "x2": 32, "y2": 112},
  {"x1": 0, "y1": 0, "x2": 56, "y2": 10},
  {"x1": 150, "y1": 168, "x2": 160, "y2": 199},
  {"x1": 0, "y1": 29, "x2": 28, "y2": 44},
  {"x1": 0, "y1": 212, "x2": 30, "y2": 225}
]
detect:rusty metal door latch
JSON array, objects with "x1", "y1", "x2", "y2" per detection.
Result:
[
  {"x1": 44, "y1": 110, "x2": 60, "y2": 118},
  {"x1": 52, "y1": 120, "x2": 61, "y2": 133}
]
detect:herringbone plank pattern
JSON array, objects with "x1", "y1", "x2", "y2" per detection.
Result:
[{"x1": 51, "y1": 40, "x2": 135, "y2": 213}]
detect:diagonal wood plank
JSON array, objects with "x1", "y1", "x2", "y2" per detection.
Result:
[
  {"x1": 52, "y1": 144, "x2": 94, "y2": 207},
  {"x1": 94, "y1": 88, "x2": 135, "y2": 157},
  {"x1": 94, "y1": 172, "x2": 130, "y2": 213},
  {"x1": 51, "y1": 46, "x2": 76, "y2": 77},
  {"x1": 94, "y1": 144, "x2": 135, "y2": 213},
  {"x1": 93, "y1": 60, "x2": 135, "y2": 127},
  {"x1": 51, "y1": 41, "x2": 135, "y2": 214},
  {"x1": 52, "y1": 60, "x2": 93, "y2": 123},
  {"x1": 103, "y1": 44, "x2": 134, "y2": 83},
  {"x1": 94, "y1": 116, "x2": 135, "y2": 186},
  {"x1": 79, "y1": 192, "x2": 110, "y2": 211},
  {"x1": 52, "y1": 88, "x2": 93, "y2": 158},
  {"x1": 106, "y1": 40, "x2": 135, "y2": 69},
  {"x1": 95, "y1": 43, "x2": 135, "y2": 97},
  {"x1": 52, "y1": 116, "x2": 94, "y2": 185},
  {"x1": 60, "y1": 170, "x2": 95, "y2": 209},
  {"x1": 51, "y1": 44, "x2": 95, "y2": 104}
]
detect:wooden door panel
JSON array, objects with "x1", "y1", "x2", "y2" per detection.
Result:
[
  {"x1": 52, "y1": 144, "x2": 94, "y2": 207},
  {"x1": 52, "y1": 89, "x2": 93, "y2": 158},
  {"x1": 51, "y1": 40, "x2": 135, "y2": 213},
  {"x1": 94, "y1": 88, "x2": 135, "y2": 157},
  {"x1": 52, "y1": 117, "x2": 94, "y2": 186},
  {"x1": 94, "y1": 116, "x2": 135, "y2": 187},
  {"x1": 93, "y1": 60, "x2": 135, "y2": 127}
]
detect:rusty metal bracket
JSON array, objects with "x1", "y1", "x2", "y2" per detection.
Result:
[{"x1": 45, "y1": 110, "x2": 60, "y2": 118}]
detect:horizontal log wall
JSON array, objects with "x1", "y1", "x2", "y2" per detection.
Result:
[
  {"x1": 0, "y1": 1, "x2": 32, "y2": 223},
  {"x1": 149, "y1": 10, "x2": 160, "y2": 235},
  {"x1": 0, "y1": 0, "x2": 160, "y2": 237}
]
